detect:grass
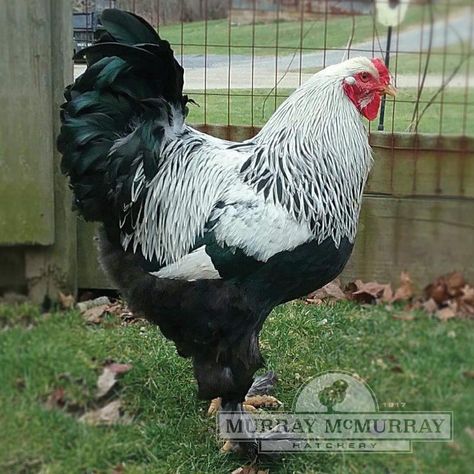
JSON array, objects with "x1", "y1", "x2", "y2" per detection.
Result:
[
  {"x1": 186, "y1": 87, "x2": 474, "y2": 135},
  {"x1": 158, "y1": 4, "x2": 431, "y2": 57},
  {"x1": 0, "y1": 301, "x2": 473, "y2": 473}
]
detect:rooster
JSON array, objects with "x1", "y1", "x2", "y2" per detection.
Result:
[{"x1": 58, "y1": 9, "x2": 395, "y2": 454}]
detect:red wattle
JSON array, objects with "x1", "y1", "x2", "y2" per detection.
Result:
[{"x1": 361, "y1": 94, "x2": 381, "y2": 121}]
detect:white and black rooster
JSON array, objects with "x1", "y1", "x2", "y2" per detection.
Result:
[{"x1": 58, "y1": 9, "x2": 396, "y2": 455}]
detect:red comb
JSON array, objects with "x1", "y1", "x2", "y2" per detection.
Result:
[{"x1": 371, "y1": 58, "x2": 391, "y2": 84}]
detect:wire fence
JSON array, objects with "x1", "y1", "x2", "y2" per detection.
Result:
[{"x1": 74, "y1": 0, "x2": 474, "y2": 136}]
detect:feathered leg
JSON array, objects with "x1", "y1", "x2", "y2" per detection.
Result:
[{"x1": 218, "y1": 400, "x2": 259, "y2": 457}]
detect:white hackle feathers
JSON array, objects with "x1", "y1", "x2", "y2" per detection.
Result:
[{"x1": 244, "y1": 57, "x2": 374, "y2": 247}]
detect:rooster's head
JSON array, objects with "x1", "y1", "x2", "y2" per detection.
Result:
[{"x1": 337, "y1": 57, "x2": 396, "y2": 121}]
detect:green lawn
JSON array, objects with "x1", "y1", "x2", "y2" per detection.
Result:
[
  {"x1": 1, "y1": 301, "x2": 473, "y2": 473},
  {"x1": 158, "y1": 4, "x2": 431, "y2": 57},
  {"x1": 186, "y1": 88, "x2": 474, "y2": 135}
]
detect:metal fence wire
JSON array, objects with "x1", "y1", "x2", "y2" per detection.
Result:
[{"x1": 74, "y1": 0, "x2": 474, "y2": 136}]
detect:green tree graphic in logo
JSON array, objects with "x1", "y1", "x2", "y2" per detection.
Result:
[{"x1": 317, "y1": 379, "x2": 349, "y2": 413}]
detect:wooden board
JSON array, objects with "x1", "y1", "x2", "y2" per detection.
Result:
[
  {"x1": 367, "y1": 134, "x2": 474, "y2": 199},
  {"x1": 194, "y1": 126, "x2": 474, "y2": 199},
  {"x1": 0, "y1": 0, "x2": 55, "y2": 245},
  {"x1": 24, "y1": 0, "x2": 77, "y2": 302},
  {"x1": 343, "y1": 196, "x2": 474, "y2": 286},
  {"x1": 77, "y1": 221, "x2": 112, "y2": 289}
]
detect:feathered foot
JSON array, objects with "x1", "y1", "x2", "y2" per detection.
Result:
[
  {"x1": 218, "y1": 400, "x2": 288, "y2": 460},
  {"x1": 218, "y1": 402, "x2": 259, "y2": 458},
  {"x1": 208, "y1": 371, "x2": 281, "y2": 416}
]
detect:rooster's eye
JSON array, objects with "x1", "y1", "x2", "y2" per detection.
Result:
[{"x1": 360, "y1": 72, "x2": 371, "y2": 82}]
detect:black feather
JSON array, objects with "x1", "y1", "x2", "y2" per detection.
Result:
[{"x1": 100, "y1": 9, "x2": 161, "y2": 45}]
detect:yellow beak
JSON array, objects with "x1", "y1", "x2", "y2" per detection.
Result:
[{"x1": 382, "y1": 84, "x2": 397, "y2": 97}]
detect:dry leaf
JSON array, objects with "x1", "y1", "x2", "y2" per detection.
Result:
[
  {"x1": 424, "y1": 280, "x2": 449, "y2": 305},
  {"x1": 446, "y1": 272, "x2": 465, "y2": 297},
  {"x1": 82, "y1": 304, "x2": 110, "y2": 324},
  {"x1": 45, "y1": 387, "x2": 66, "y2": 409},
  {"x1": 381, "y1": 285, "x2": 393, "y2": 303},
  {"x1": 422, "y1": 298, "x2": 439, "y2": 314},
  {"x1": 307, "y1": 279, "x2": 346, "y2": 303},
  {"x1": 436, "y1": 307, "x2": 456, "y2": 321},
  {"x1": 80, "y1": 400, "x2": 130, "y2": 426},
  {"x1": 465, "y1": 427, "x2": 474, "y2": 439},
  {"x1": 461, "y1": 285, "x2": 474, "y2": 305},
  {"x1": 350, "y1": 280, "x2": 392, "y2": 304},
  {"x1": 58, "y1": 291, "x2": 75, "y2": 310},
  {"x1": 392, "y1": 312, "x2": 415, "y2": 321},
  {"x1": 77, "y1": 296, "x2": 111, "y2": 313},
  {"x1": 96, "y1": 363, "x2": 132, "y2": 398},
  {"x1": 392, "y1": 272, "x2": 414, "y2": 302},
  {"x1": 111, "y1": 464, "x2": 125, "y2": 474},
  {"x1": 231, "y1": 467, "x2": 269, "y2": 474},
  {"x1": 447, "y1": 441, "x2": 461, "y2": 453}
]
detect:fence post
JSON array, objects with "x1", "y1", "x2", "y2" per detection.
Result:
[{"x1": 25, "y1": 0, "x2": 77, "y2": 303}]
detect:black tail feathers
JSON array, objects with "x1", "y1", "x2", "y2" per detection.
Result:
[{"x1": 58, "y1": 9, "x2": 186, "y2": 225}]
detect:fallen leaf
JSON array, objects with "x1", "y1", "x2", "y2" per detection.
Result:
[
  {"x1": 82, "y1": 304, "x2": 110, "y2": 324},
  {"x1": 307, "y1": 279, "x2": 346, "y2": 303},
  {"x1": 45, "y1": 387, "x2": 66, "y2": 409},
  {"x1": 447, "y1": 441, "x2": 461, "y2": 453},
  {"x1": 58, "y1": 291, "x2": 75, "y2": 310},
  {"x1": 392, "y1": 312, "x2": 415, "y2": 321},
  {"x1": 461, "y1": 285, "x2": 474, "y2": 305},
  {"x1": 446, "y1": 272, "x2": 465, "y2": 297},
  {"x1": 231, "y1": 467, "x2": 269, "y2": 474},
  {"x1": 96, "y1": 363, "x2": 132, "y2": 398},
  {"x1": 465, "y1": 427, "x2": 474, "y2": 439},
  {"x1": 462, "y1": 370, "x2": 474, "y2": 379},
  {"x1": 111, "y1": 464, "x2": 125, "y2": 474},
  {"x1": 436, "y1": 307, "x2": 456, "y2": 321},
  {"x1": 424, "y1": 280, "x2": 449, "y2": 305},
  {"x1": 392, "y1": 272, "x2": 414, "y2": 302},
  {"x1": 459, "y1": 302, "x2": 474, "y2": 318},
  {"x1": 77, "y1": 296, "x2": 111, "y2": 313},
  {"x1": 350, "y1": 280, "x2": 392, "y2": 304},
  {"x1": 422, "y1": 298, "x2": 439, "y2": 314},
  {"x1": 80, "y1": 400, "x2": 130, "y2": 426}
]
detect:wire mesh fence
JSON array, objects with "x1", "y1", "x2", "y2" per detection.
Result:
[{"x1": 74, "y1": 0, "x2": 474, "y2": 136}]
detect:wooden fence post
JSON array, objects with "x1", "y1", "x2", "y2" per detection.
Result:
[{"x1": 24, "y1": 0, "x2": 77, "y2": 303}]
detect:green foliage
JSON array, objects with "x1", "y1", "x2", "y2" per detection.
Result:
[{"x1": 0, "y1": 301, "x2": 473, "y2": 473}]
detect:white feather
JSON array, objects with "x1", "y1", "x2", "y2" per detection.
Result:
[{"x1": 152, "y1": 246, "x2": 220, "y2": 280}]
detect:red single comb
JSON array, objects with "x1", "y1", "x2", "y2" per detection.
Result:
[{"x1": 371, "y1": 58, "x2": 391, "y2": 84}]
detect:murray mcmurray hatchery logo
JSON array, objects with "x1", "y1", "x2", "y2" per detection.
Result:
[{"x1": 219, "y1": 371, "x2": 453, "y2": 453}]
